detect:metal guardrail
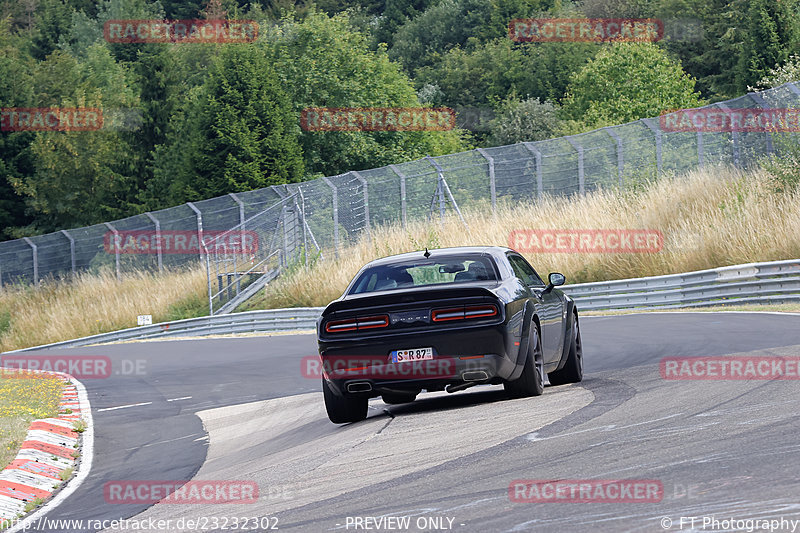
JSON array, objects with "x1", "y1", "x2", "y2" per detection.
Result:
[
  {"x1": 563, "y1": 259, "x2": 800, "y2": 310},
  {"x1": 7, "y1": 259, "x2": 799, "y2": 353}
]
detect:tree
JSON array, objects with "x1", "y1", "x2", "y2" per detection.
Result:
[
  {"x1": 488, "y1": 97, "x2": 565, "y2": 146},
  {"x1": 0, "y1": 19, "x2": 35, "y2": 238},
  {"x1": 148, "y1": 44, "x2": 305, "y2": 204},
  {"x1": 561, "y1": 42, "x2": 703, "y2": 129},
  {"x1": 735, "y1": 0, "x2": 798, "y2": 94},
  {"x1": 10, "y1": 44, "x2": 141, "y2": 231},
  {"x1": 262, "y1": 11, "x2": 468, "y2": 177},
  {"x1": 389, "y1": 0, "x2": 554, "y2": 74},
  {"x1": 415, "y1": 38, "x2": 598, "y2": 109}
]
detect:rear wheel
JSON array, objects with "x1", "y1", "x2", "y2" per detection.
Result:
[
  {"x1": 548, "y1": 312, "x2": 583, "y2": 385},
  {"x1": 322, "y1": 379, "x2": 368, "y2": 423},
  {"x1": 504, "y1": 323, "x2": 544, "y2": 398}
]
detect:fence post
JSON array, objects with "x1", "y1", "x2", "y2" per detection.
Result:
[
  {"x1": 476, "y1": 148, "x2": 496, "y2": 213},
  {"x1": 144, "y1": 212, "x2": 163, "y2": 273},
  {"x1": 22, "y1": 237, "x2": 39, "y2": 286},
  {"x1": 298, "y1": 190, "x2": 308, "y2": 266},
  {"x1": 640, "y1": 118, "x2": 663, "y2": 173},
  {"x1": 389, "y1": 164, "x2": 407, "y2": 228},
  {"x1": 351, "y1": 171, "x2": 370, "y2": 239},
  {"x1": 322, "y1": 177, "x2": 339, "y2": 258},
  {"x1": 426, "y1": 156, "x2": 468, "y2": 228},
  {"x1": 228, "y1": 192, "x2": 246, "y2": 228},
  {"x1": 603, "y1": 127, "x2": 624, "y2": 186},
  {"x1": 716, "y1": 103, "x2": 739, "y2": 167},
  {"x1": 102, "y1": 223, "x2": 121, "y2": 281},
  {"x1": 749, "y1": 92, "x2": 774, "y2": 155},
  {"x1": 566, "y1": 137, "x2": 585, "y2": 195},
  {"x1": 186, "y1": 202, "x2": 204, "y2": 264},
  {"x1": 60, "y1": 230, "x2": 76, "y2": 276},
  {"x1": 522, "y1": 142, "x2": 543, "y2": 199}
]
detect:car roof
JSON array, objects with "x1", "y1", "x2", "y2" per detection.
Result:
[{"x1": 362, "y1": 246, "x2": 511, "y2": 268}]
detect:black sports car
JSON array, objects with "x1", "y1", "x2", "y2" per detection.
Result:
[{"x1": 316, "y1": 246, "x2": 583, "y2": 423}]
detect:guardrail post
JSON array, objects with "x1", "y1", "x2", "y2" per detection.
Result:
[
  {"x1": 716, "y1": 103, "x2": 740, "y2": 167},
  {"x1": 640, "y1": 118, "x2": 663, "y2": 173},
  {"x1": 389, "y1": 164, "x2": 407, "y2": 227},
  {"x1": 522, "y1": 142, "x2": 543, "y2": 199},
  {"x1": 144, "y1": 212, "x2": 163, "y2": 273},
  {"x1": 749, "y1": 92, "x2": 774, "y2": 155},
  {"x1": 60, "y1": 230, "x2": 76, "y2": 276},
  {"x1": 476, "y1": 148, "x2": 496, "y2": 214},
  {"x1": 603, "y1": 128, "x2": 624, "y2": 186},
  {"x1": 22, "y1": 237, "x2": 39, "y2": 286},
  {"x1": 566, "y1": 137, "x2": 585, "y2": 195},
  {"x1": 351, "y1": 171, "x2": 370, "y2": 239},
  {"x1": 103, "y1": 223, "x2": 121, "y2": 281},
  {"x1": 186, "y1": 202, "x2": 204, "y2": 264},
  {"x1": 322, "y1": 177, "x2": 339, "y2": 258}
]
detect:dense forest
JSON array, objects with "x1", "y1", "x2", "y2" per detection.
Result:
[{"x1": 0, "y1": 0, "x2": 798, "y2": 239}]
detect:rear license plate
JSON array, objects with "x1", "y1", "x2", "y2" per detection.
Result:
[{"x1": 391, "y1": 347, "x2": 433, "y2": 363}]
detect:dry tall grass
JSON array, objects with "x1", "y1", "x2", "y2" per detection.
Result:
[
  {"x1": 2, "y1": 165, "x2": 798, "y2": 352},
  {"x1": 0, "y1": 268, "x2": 207, "y2": 352},
  {"x1": 246, "y1": 165, "x2": 800, "y2": 309}
]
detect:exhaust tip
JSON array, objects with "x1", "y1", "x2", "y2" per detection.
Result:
[
  {"x1": 346, "y1": 381, "x2": 373, "y2": 393},
  {"x1": 462, "y1": 371, "x2": 489, "y2": 381}
]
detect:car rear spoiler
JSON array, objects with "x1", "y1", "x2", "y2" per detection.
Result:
[{"x1": 323, "y1": 285, "x2": 501, "y2": 316}]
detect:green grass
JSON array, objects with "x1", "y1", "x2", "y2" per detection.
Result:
[{"x1": 0, "y1": 371, "x2": 64, "y2": 470}]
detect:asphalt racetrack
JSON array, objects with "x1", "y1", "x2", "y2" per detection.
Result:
[{"x1": 20, "y1": 312, "x2": 800, "y2": 532}]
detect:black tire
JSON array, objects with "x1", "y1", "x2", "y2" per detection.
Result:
[
  {"x1": 322, "y1": 379, "x2": 368, "y2": 423},
  {"x1": 548, "y1": 312, "x2": 583, "y2": 385},
  {"x1": 504, "y1": 322, "x2": 544, "y2": 398},
  {"x1": 381, "y1": 393, "x2": 417, "y2": 405}
]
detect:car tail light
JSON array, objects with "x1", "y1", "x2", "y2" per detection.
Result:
[
  {"x1": 324, "y1": 314, "x2": 389, "y2": 333},
  {"x1": 432, "y1": 304, "x2": 498, "y2": 322},
  {"x1": 465, "y1": 305, "x2": 498, "y2": 318},
  {"x1": 431, "y1": 307, "x2": 464, "y2": 322}
]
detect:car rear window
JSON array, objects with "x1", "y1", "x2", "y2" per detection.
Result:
[{"x1": 349, "y1": 255, "x2": 498, "y2": 294}]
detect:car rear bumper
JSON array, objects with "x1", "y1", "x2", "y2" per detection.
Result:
[{"x1": 319, "y1": 324, "x2": 519, "y2": 398}]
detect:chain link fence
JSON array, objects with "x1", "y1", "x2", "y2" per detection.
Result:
[{"x1": 1, "y1": 81, "x2": 799, "y2": 291}]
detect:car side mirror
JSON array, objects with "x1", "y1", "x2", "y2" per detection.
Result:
[{"x1": 543, "y1": 272, "x2": 566, "y2": 294}]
